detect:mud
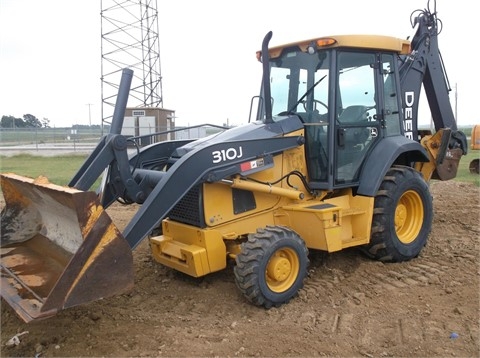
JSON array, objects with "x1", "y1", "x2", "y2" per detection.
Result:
[{"x1": 1, "y1": 180, "x2": 479, "y2": 357}]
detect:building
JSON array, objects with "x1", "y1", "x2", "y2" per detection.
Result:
[{"x1": 123, "y1": 107, "x2": 175, "y2": 146}]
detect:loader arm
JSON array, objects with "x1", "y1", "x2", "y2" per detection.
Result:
[
  {"x1": 67, "y1": 68, "x2": 195, "y2": 209},
  {"x1": 69, "y1": 68, "x2": 134, "y2": 192},
  {"x1": 122, "y1": 135, "x2": 305, "y2": 249},
  {"x1": 98, "y1": 139, "x2": 194, "y2": 208}
]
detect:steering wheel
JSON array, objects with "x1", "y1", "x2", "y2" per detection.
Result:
[
  {"x1": 300, "y1": 99, "x2": 328, "y2": 122},
  {"x1": 302, "y1": 99, "x2": 328, "y2": 114},
  {"x1": 278, "y1": 100, "x2": 329, "y2": 123}
]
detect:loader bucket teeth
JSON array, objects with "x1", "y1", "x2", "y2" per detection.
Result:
[{"x1": 0, "y1": 173, "x2": 134, "y2": 323}]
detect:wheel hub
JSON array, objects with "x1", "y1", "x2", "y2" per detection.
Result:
[
  {"x1": 267, "y1": 256, "x2": 291, "y2": 281},
  {"x1": 395, "y1": 203, "x2": 407, "y2": 229},
  {"x1": 395, "y1": 190, "x2": 423, "y2": 244}
]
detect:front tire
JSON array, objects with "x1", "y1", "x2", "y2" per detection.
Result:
[
  {"x1": 234, "y1": 226, "x2": 309, "y2": 308},
  {"x1": 362, "y1": 166, "x2": 433, "y2": 262}
]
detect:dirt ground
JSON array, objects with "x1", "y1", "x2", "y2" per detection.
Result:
[{"x1": 1, "y1": 180, "x2": 479, "y2": 357}]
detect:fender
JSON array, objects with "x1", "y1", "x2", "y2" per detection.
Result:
[{"x1": 357, "y1": 136, "x2": 428, "y2": 196}]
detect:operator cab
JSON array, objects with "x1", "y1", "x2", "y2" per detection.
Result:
[{"x1": 256, "y1": 36, "x2": 405, "y2": 191}]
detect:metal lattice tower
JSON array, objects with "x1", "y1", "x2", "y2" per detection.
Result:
[{"x1": 100, "y1": 0, "x2": 163, "y2": 127}]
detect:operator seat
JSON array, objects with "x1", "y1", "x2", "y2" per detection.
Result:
[{"x1": 338, "y1": 105, "x2": 368, "y2": 123}]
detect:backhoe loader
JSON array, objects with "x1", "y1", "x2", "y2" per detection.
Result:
[{"x1": 1, "y1": 0, "x2": 467, "y2": 322}]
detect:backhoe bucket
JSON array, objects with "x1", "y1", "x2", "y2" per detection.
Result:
[{"x1": 0, "y1": 173, "x2": 134, "y2": 323}]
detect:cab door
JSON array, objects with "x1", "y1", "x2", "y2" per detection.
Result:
[{"x1": 334, "y1": 51, "x2": 381, "y2": 186}]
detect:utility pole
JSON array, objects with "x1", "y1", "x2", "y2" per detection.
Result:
[
  {"x1": 86, "y1": 103, "x2": 93, "y2": 126},
  {"x1": 454, "y1": 83, "x2": 458, "y2": 121}
]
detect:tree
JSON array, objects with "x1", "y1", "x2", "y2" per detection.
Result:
[
  {"x1": 1, "y1": 115, "x2": 15, "y2": 128},
  {"x1": 41, "y1": 117, "x2": 51, "y2": 128},
  {"x1": 0, "y1": 115, "x2": 25, "y2": 128},
  {"x1": 23, "y1": 114, "x2": 42, "y2": 128}
]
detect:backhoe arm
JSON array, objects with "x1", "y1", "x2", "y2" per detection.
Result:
[
  {"x1": 398, "y1": 4, "x2": 467, "y2": 181},
  {"x1": 398, "y1": 6, "x2": 467, "y2": 154}
]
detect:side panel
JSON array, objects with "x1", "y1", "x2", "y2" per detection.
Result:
[
  {"x1": 203, "y1": 166, "x2": 282, "y2": 227},
  {"x1": 275, "y1": 191, "x2": 374, "y2": 252}
]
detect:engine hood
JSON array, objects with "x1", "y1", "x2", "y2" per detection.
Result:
[{"x1": 172, "y1": 115, "x2": 303, "y2": 157}]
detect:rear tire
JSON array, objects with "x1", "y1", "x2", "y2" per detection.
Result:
[
  {"x1": 469, "y1": 159, "x2": 479, "y2": 174},
  {"x1": 234, "y1": 226, "x2": 309, "y2": 308},
  {"x1": 362, "y1": 166, "x2": 433, "y2": 262}
]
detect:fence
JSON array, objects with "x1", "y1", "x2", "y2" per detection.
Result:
[
  {"x1": 0, "y1": 127, "x2": 102, "y2": 147},
  {"x1": 0, "y1": 124, "x2": 228, "y2": 154}
]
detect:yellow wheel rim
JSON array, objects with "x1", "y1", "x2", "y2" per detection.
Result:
[
  {"x1": 395, "y1": 190, "x2": 424, "y2": 244},
  {"x1": 265, "y1": 247, "x2": 300, "y2": 293}
]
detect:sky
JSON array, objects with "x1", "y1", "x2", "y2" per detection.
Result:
[{"x1": 0, "y1": 0, "x2": 475, "y2": 128}]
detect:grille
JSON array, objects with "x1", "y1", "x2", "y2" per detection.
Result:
[{"x1": 167, "y1": 185, "x2": 205, "y2": 227}]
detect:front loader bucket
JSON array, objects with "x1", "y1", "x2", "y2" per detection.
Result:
[{"x1": 0, "y1": 173, "x2": 134, "y2": 323}]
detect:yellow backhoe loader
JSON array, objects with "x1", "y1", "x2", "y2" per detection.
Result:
[
  {"x1": 1, "y1": 0, "x2": 467, "y2": 322},
  {"x1": 469, "y1": 124, "x2": 480, "y2": 174}
]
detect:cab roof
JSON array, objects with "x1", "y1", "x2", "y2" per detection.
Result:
[{"x1": 261, "y1": 35, "x2": 411, "y2": 59}]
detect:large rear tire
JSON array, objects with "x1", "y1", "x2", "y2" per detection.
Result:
[
  {"x1": 234, "y1": 226, "x2": 309, "y2": 308},
  {"x1": 469, "y1": 158, "x2": 479, "y2": 174},
  {"x1": 362, "y1": 166, "x2": 433, "y2": 262}
]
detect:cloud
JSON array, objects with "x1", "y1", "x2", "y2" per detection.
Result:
[{"x1": 0, "y1": 0, "x2": 475, "y2": 127}]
